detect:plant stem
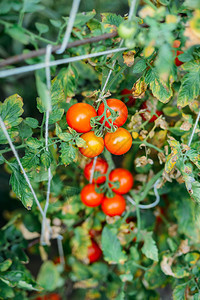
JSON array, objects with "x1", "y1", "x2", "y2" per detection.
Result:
[
  {"x1": 131, "y1": 261, "x2": 148, "y2": 271},
  {"x1": 132, "y1": 140, "x2": 164, "y2": 153},
  {"x1": 0, "y1": 144, "x2": 26, "y2": 155},
  {"x1": 136, "y1": 199, "x2": 141, "y2": 242}
]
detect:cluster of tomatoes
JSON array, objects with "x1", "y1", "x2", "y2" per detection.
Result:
[
  {"x1": 66, "y1": 98, "x2": 133, "y2": 157},
  {"x1": 81, "y1": 157, "x2": 134, "y2": 217}
]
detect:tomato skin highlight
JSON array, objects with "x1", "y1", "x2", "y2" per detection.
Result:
[
  {"x1": 79, "y1": 131, "x2": 104, "y2": 158},
  {"x1": 121, "y1": 89, "x2": 136, "y2": 107},
  {"x1": 88, "y1": 240, "x2": 102, "y2": 263},
  {"x1": 104, "y1": 127, "x2": 132, "y2": 155},
  {"x1": 97, "y1": 98, "x2": 128, "y2": 128},
  {"x1": 84, "y1": 158, "x2": 108, "y2": 184},
  {"x1": 101, "y1": 194, "x2": 126, "y2": 216},
  {"x1": 109, "y1": 168, "x2": 134, "y2": 194},
  {"x1": 141, "y1": 101, "x2": 162, "y2": 123},
  {"x1": 66, "y1": 103, "x2": 97, "y2": 133},
  {"x1": 81, "y1": 183, "x2": 104, "y2": 207}
]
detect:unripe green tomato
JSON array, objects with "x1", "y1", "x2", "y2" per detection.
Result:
[
  {"x1": 125, "y1": 39, "x2": 136, "y2": 49},
  {"x1": 118, "y1": 21, "x2": 137, "y2": 39},
  {"x1": 137, "y1": 32, "x2": 145, "y2": 46}
]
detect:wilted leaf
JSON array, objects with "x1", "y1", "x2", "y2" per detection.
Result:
[
  {"x1": 123, "y1": 51, "x2": 136, "y2": 67},
  {"x1": 132, "y1": 78, "x2": 147, "y2": 98}
]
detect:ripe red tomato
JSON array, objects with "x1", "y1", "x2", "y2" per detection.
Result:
[
  {"x1": 173, "y1": 40, "x2": 181, "y2": 48},
  {"x1": 97, "y1": 98, "x2": 128, "y2": 128},
  {"x1": 101, "y1": 193, "x2": 126, "y2": 216},
  {"x1": 89, "y1": 228, "x2": 102, "y2": 238},
  {"x1": 104, "y1": 127, "x2": 132, "y2": 155},
  {"x1": 121, "y1": 89, "x2": 136, "y2": 107},
  {"x1": 35, "y1": 294, "x2": 61, "y2": 300},
  {"x1": 141, "y1": 101, "x2": 162, "y2": 123},
  {"x1": 175, "y1": 50, "x2": 184, "y2": 67},
  {"x1": 88, "y1": 240, "x2": 102, "y2": 263},
  {"x1": 66, "y1": 103, "x2": 97, "y2": 133},
  {"x1": 81, "y1": 183, "x2": 104, "y2": 207},
  {"x1": 79, "y1": 131, "x2": 104, "y2": 158},
  {"x1": 109, "y1": 168, "x2": 134, "y2": 194},
  {"x1": 84, "y1": 158, "x2": 108, "y2": 184}
]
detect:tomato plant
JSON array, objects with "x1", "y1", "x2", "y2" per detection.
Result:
[{"x1": 0, "y1": 0, "x2": 200, "y2": 299}]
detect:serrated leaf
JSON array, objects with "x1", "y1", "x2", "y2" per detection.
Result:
[
  {"x1": 24, "y1": 117, "x2": 38, "y2": 129},
  {"x1": 63, "y1": 10, "x2": 96, "y2": 27},
  {"x1": 101, "y1": 226, "x2": 127, "y2": 264},
  {"x1": 60, "y1": 143, "x2": 78, "y2": 165},
  {"x1": 50, "y1": 19, "x2": 62, "y2": 27},
  {"x1": 141, "y1": 231, "x2": 158, "y2": 261},
  {"x1": 132, "y1": 77, "x2": 147, "y2": 98},
  {"x1": 132, "y1": 59, "x2": 147, "y2": 74},
  {"x1": 150, "y1": 76, "x2": 173, "y2": 103},
  {"x1": 10, "y1": 162, "x2": 34, "y2": 210},
  {"x1": 21, "y1": 150, "x2": 40, "y2": 170},
  {"x1": 26, "y1": 137, "x2": 42, "y2": 149},
  {"x1": 18, "y1": 121, "x2": 33, "y2": 139},
  {"x1": 57, "y1": 65, "x2": 79, "y2": 98},
  {"x1": 55, "y1": 123, "x2": 72, "y2": 142},
  {"x1": 0, "y1": 94, "x2": 23, "y2": 130},
  {"x1": 40, "y1": 151, "x2": 51, "y2": 169},
  {"x1": 186, "y1": 149, "x2": 200, "y2": 169},
  {"x1": 75, "y1": 137, "x2": 86, "y2": 147},
  {"x1": 177, "y1": 61, "x2": 200, "y2": 108},
  {"x1": 37, "y1": 261, "x2": 60, "y2": 291},
  {"x1": 36, "y1": 73, "x2": 51, "y2": 111}
]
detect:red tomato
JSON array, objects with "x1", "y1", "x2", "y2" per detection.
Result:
[
  {"x1": 175, "y1": 50, "x2": 184, "y2": 67},
  {"x1": 84, "y1": 158, "x2": 108, "y2": 184},
  {"x1": 79, "y1": 131, "x2": 104, "y2": 158},
  {"x1": 104, "y1": 127, "x2": 132, "y2": 155},
  {"x1": 97, "y1": 98, "x2": 128, "y2": 128},
  {"x1": 81, "y1": 183, "x2": 104, "y2": 207},
  {"x1": 101, "y1": 194, "x2": 126, "y2": 216},
  {"x1": 88, "y1": 240, "x2": 102, "y2": 263},
  {"x1": 121, "y1": 89, "x2": 136, "y2": 107},
  {"x1": 109, "y1": 168, "x2": 134, "y2": 194},
  {"x1": 35, "y1": 294, "x2": 61, "y2": 300},
  {"x1": 141, "y1": 101, "x2": 162, "y2": 123},
  {"x1": 66, "y1": 103, "x2": 97, "y2": 133}
]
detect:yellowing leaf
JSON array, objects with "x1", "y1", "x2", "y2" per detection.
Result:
[
  {"x1": 123, "y1": 50, "x2": 136, "y2": 67},
  {"x1": 132, "y1": 78, "x2": 147, "y2": 98},
  {"x1": 150, "y1": 77, "x2": 173, "y2": 103}
]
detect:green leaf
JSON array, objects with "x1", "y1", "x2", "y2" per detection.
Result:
[
  {"x1": 26, "y1": 137, "x2": 42, "y2": 149},
  {"x1": 40, "y1": 150, "x2": 51, "y2": 169},
  {"x1": 0, "y1": 279, "x2": 14, "y2": 299},
  {"x1": 0, "y1": 94, "x2": 23, "y2": 128},
  {"x1": 57, "y1": 65, "x2": 79, "y2": 98},
  {"x1": 35, "y1": 22, "x2": 49, "y2": 35},
  {"x1": 132, "y1": 59, "x2": 147, "y2": 74},
  {"x1": 173, "y1": 283, "x2": 187, "y2": 300},
  {"x1": 155, "y1": 43, "x2": 173, "y2": 76},
  {"x1": 177, "y1": 61, "x2": 200, "y2": 108},
  {"x1": 63, "y1": 10, "x2": 96, "y2": 27},
  {"x1": 0, "y1": 155, "x2": 5, "y2": 165},
  {"x1": 37, "y1": 261, "x2": 60, "y2": 291},
  {"x1": 10, "y1": 162, "x2": 34, "y2": 210},
  {"x1": 141, "y1": 231, "x2": 158, "y2": 261},
  {"x1": 5, "y1": 25, "x2": 30, "y2": 45},
  {"x1": 55, "y1": 123, "x2": 72, "y2": 142},
  {"x1": 18, "y1": 121, "x2": 33, "y2": 139},
  {"x1": 50, "y1": 19, "x2": 62, "y2": 28},
  {"x1": 101, "y1": 226, "x2": 127, "y2": 264},
  {"x1": 75, "y1": 137, "x2": 86, "y2": 147},
  {"x1": 0, "y1": 259, "x2": 12, "y2": 272},
  {"x1": 24, "y1": 117, "x2": 38, "y2": 129},
  {"x1": 49, "y1": 108, "x2": 64, "y2": 124},
  {"x1": 186, "y1": 149, "x2": 200, "y2": 170},
  {"x1": 60, "y1": 143, "x2": 78, "y2": 165},
  {"x1": 21, "y1": 149, "x2": 40, "y2": 170},
  {"x1": 190, "y1": 181, "x2": 200, "y2": 204},
  {"x1": 101, "y1": 13, "x2": 123, "y2": 33}
]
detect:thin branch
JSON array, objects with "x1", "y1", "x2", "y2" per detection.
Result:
[{"x1": 0, "y1": 31, "x2": 118, "y2": 68}]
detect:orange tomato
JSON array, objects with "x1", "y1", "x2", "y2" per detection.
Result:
[
  {"x1": 97, "y1": 98, "x2": 128, "y2": 128},
  {"x1": 66, "y1": 103, "x2": 97, "y2": 133},
  {"x1": 101, "y1": 193, "x2": 126, "y2": 216},
  {"x1": 104, "y1": 127, "x2": 132, "y2": 155},
  {"x1": 109, "y1": 168, "x2": 134, "y2": 194},
  {"x1": 79, "y1": 131, "x2": 104, "y2": 158}
]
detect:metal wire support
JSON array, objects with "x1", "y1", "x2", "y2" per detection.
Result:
[
  {"x1": 57, "y1": 235, "x2": 65, "y2": 267},
  {"x1": 126, "y1": 178, "x2": 161, "y2": 209},
  {"x1": 0, "y1": 117, "x2": 45, "y2": 217},
  {"x1": 89, "y1": 156, "x2": 98, "y2": 184},
  {"x1": 56, "y1": 0, "x2": 81, "y2": 54},
  {"x1": 40, "y1": 45, "x2": 53, "y2": 245},
  {"x1": 188, "y1": 110, "x2": 200, "y2": 147}
]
